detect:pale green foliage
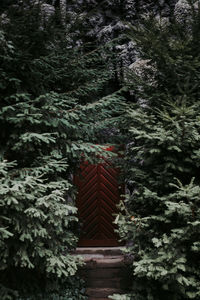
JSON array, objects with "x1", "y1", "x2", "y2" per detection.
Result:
[{"x1": 0, "y1": 158, "x2": 85, "y2": 299}]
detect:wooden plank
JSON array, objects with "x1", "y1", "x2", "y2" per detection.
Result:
[{"x1": 75, "y1": 146, "x2": 122, "y2": 247}]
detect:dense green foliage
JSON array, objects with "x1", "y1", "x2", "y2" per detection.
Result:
[
  {"x1": 0, "y1": 2, "x2": 124, "y2": 299},
  {"x1": 4, "y1": 1, "x2": 200, "y2": 300},
  {"x1": 113, "y1": 3, "x2": 200, "y2": 300}
]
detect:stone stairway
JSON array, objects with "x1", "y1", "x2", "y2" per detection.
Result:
[{"x1": 75, "y1": 247, "x2": 131, "y2": 300}]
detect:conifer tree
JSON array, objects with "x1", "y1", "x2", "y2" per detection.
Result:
[
  {"x1": 0, "y1": 2, "x2": 124, "y2": 299},
  {"x1": 113, "y1": 2, "x2": 200, "y2": 300}
]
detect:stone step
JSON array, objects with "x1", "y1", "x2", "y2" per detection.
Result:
[
  {"x1": 80, "y1": 267, "x2": 122, "y2": 279},
  {"x1": 75, "y1": 247, "x2": 125, "y2": 256},
  {"x1": 84, "y1": 273, "x2": 131, "y2": 290},
  {"x1": 81, "y1": 256, "x2": 125, "y2": 269},
  {"x1": 86, "y1": 288, "x2": 123, "y2": 298},
  {"x1": 86, "y1": 278, "x2": 122, "y2": 289},
  {"x1": 74, "y1": 247, "x2": 132, "y2": 298}
]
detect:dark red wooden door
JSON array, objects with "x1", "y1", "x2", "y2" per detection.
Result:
[{"x1": 75, "y1": 153, "x2": 122, "y2": 246}]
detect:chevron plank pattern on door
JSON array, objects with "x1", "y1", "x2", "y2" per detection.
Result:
[{"x1": 76, "y1": 158, "x2": 121, "y2": 246}]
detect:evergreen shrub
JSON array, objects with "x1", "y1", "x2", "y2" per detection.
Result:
[
  {"x1": 0, "y1": 2, "x2": 124, "y2": 299},
  {"x1": 113, "y1": 2, "x2": 200, "y2": 299}
]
